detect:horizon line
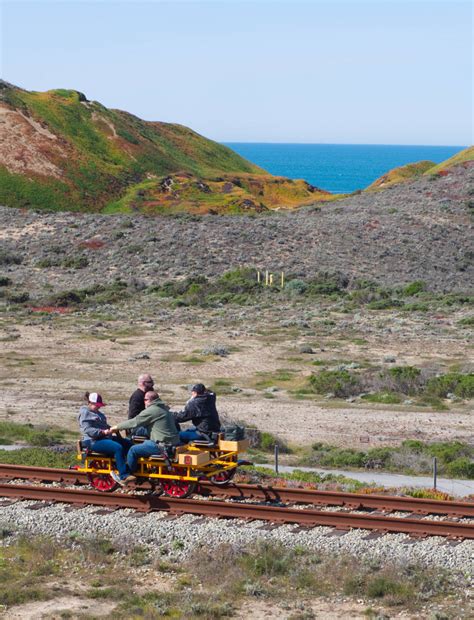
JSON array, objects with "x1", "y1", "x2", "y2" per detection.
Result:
[{"x1": 222, "y1": 141, "x2": 469, "y2": 148}]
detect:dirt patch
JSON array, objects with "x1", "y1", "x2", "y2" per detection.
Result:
[
  {"x1": 0, "y1": 106, "x2": 68, "y2": 178},
  {"x1": 3, "y1": 596, "x2": 115, "y2": 619}
]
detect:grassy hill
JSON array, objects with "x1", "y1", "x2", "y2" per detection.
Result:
[
  {"x1": 366, "y1": 160, "x2": 435, "y2": 191},
  {"x1": 425, "y1": 146, "x2": 474, "y2": 175},
  {"x1": 366, "y1": 146, "x2": 473, "y2": 192},
  {"x1": 0, "y1": 81, "x2": 329, "y2": 214}
]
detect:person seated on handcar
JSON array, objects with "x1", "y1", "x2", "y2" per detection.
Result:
[
  {"x1": 173, "y1": 383, "x2": 221, "y2": 444},
  {"x1": 109, "y1": 391, "x2": 180, "y2": 477},
  {"x1": 78, "y1": 392, "x2": 134, "y2": 485}
]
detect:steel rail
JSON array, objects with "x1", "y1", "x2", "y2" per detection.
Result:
[
  {"x1": 0, "y1": 483, "x2": 473, "y2": 539},
  {"x1": 0, "y1": 463, "x2": 473, "y2": 518}
]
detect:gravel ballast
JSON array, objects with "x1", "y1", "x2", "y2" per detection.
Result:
[{"x1": 1, "y1": 501, "x2": 473, "y2": 578}]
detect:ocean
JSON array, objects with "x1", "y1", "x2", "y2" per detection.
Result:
[{"x1": 224, "y1": 143, "x2": 465, "y2": 194}]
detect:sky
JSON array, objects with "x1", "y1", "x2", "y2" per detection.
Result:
[{"x1": 0, "y1": 0, "x2": 472, "y2": 145}]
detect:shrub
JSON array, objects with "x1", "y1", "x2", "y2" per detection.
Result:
[
  {"x1": 259, "y1": 431, "x2": 290, "y2": 453},
  {"x1": 6, "y1": 291, "x2": 29, "y2": 303},
  {"x1": 0, "y1": 276, "x2": 12, "y2": 286},
  {"x1": 62, "y1": 255, "x2": 89, "y2": 269},
  {"x1": 368, "y1": 298, "x2": 403, "y2": 310},
  {"x1": 306, "y1": 271, "x2": 349, "y2": 295},
  {"x1": 309, "y1": 370, "x2": 361, "y2": 398},
  {"x1": 361, "y1": 392, "x2": 402, "y2": 404},
  {"x1": 446, "y1": 458, "x2": 474, "y2": 478},
  {"x1": 382, "y1": 366, "x2": 422, "y2": 395},
  {"x1": 0, "y1": 250, "x2": 22, "y2": 265},
  {"x1": 426, "y1": 373, "x2": 474, "y2": 399},
  {"x1": 403, "y1": 281, "x2": 426, "y2": 296},
  {"x1": 284, "y1": 279, "x2": 308, "y2": 295}
]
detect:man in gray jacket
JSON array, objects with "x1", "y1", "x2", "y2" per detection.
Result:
[{"x1": 110, "y1": 391, "x2": 179, "y2": 476}]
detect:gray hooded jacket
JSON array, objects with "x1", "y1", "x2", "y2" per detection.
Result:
[{"x1": 78, "y1": 405, "x2": 110, "y2": 442}]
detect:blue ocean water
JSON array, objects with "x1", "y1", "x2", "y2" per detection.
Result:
[{"x1": 224, "y1": 143, "x2": 466, "y2": 194}]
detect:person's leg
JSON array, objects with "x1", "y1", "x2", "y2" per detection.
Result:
[
  {"x1": 127, "y1": 440, "x2": 162, "y2": 473},
  {"x1": 179, "y1": 428, "x2": 201, "y2": 444},
  {"x1": 133, "y1": 426, "x2": 150, "y2": 438},
  {"x1": 114, "y1": 436, "x2": 133, "y2": 455},
  {"x1": 91, "y1": 438, "x2": 130, "y2": 479}
]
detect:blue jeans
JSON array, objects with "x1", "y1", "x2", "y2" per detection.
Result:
[
  {"x1": 127, "y1": 440, "x2": 163, "y2": 473},
  {"x1": 179, "y1": 428, "x2": 202, "y2": 444},
  {"x1": 91, "y1": 437, "x2": 132, "y2": 480}
]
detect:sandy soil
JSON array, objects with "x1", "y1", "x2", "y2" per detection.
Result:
[{"x1": 0, "y1": 317, "x2": 472, "y2": 448}]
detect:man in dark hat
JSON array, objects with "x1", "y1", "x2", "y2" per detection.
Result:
[{"x1": 174, "y1": 383, "x2": 221, "y2": 443}]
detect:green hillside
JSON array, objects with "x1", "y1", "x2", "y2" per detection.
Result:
[
  {"x1": 0, "y1": 82, "x2": 328, "y2": 213},
  {"x1": 365, "y1": 146, "x2": 473, "y2": 192},
  {"x1": 425, "y1": 146, "x2": 474, "y2": 175},
  {"x1": 366, "y1": 160, "x2": 435, "y2": 191}
]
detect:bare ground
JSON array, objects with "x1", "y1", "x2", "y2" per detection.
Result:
[{"x1": 1, "y1": 311, "x2": 472, "y2": 448}]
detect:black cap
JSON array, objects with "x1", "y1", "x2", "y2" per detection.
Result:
[{"x1": 191, "y1": 383, "x2": 206, "y2": 394}]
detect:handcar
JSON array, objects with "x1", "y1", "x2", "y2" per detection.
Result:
[{"x1": 76, "y1": 433, "x2": 250, "y2": 497}]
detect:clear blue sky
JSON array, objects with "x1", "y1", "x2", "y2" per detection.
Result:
[{"x1": 1, "y1": 0, "x2": 472, "y2": 145}]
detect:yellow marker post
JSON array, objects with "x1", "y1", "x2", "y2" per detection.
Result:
[
  {"x1": 265, "y1": 270, "x2": 269, "y2": 286},
  {"x1": 257, "y1": 271, "x2": 261, "y2": 284},
  {"x1": 269, "y1": 274, "x2": 273, "y2": 286},
  {"x1": 281, "y1": 272, "x2": 284, "y2": 288}
]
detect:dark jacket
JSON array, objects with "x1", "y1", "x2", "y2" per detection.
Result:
[
  {"x1": 174, "y1": 391, "x2": 221, "y2": 436},
  {"x1": 128, "y1": 389, "x2": 145, "y2": 419}
]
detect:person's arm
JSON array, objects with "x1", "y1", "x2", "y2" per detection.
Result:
[
  {"x1": 79, "y1": 411, "x2": 109, "y2": 440},
  {"x1": 174, "y1": 400, "x2": 197, "y2": 423},
  {"x1": 114, "y1": 406, "x2": 159, "y2": 432}
]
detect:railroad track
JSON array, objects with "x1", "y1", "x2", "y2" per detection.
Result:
[
  {"x1": 0, "y1": 482, "x2": 473, "y2": 539},
  {"x1": 0, "y1": 464, "x2": 473, "y2": 539}
]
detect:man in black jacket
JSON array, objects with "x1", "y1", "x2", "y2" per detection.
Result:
[
  {"x1": 174, "y1": 383, "x2": 221, "y2": 443},
  {"x1": 127, "y1": 373, "x2": 154, "y2": 437}
]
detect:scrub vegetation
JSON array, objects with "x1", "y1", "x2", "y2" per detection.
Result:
[{"x1": 0, "y1": 533, "x2": 466, "y2": 618}]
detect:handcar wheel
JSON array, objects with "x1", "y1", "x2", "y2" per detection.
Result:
[
  {"x1": 161, "y1": 479, "x2": 197, "y2": 498},
  {"x1": 87, "y1": 459, "x2": 118, "y2": 492},
  {"x1": 210, "y1": 468, "x2": 236, "y2": 487},
  {"x1": 145, "y1": 480, "x2": 163, "y2": 497}
]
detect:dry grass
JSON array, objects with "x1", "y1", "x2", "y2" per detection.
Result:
[{"x1": 0, "y1": 532, "x2": 469, "y2": 619}]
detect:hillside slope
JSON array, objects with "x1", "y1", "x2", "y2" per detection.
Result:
[
  {"x1": 0, "y1": 81, "x2": 328, "y2": 213},
  {"x1": 366, "y1": 160, "x2": 435, "y2": 191},
  {"x1": 1, "y1": 159, "x2": 472, "y2": 296},
  {"x1": 366, "y1": 146, "x2": 473, "y2": 192},
  {"x1": 426, "y1": 146, "x2": 474, "y2": 175}
]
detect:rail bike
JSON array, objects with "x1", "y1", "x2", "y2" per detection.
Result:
[{"x1": 76, "y1": 433, "x2": 250, "y2": 498}]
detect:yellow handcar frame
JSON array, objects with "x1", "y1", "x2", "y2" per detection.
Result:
[{"x1": 76, "y1": 438, "x2": 249, "y2": 495}]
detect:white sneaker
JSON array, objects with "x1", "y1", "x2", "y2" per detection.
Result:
[{"x1": 110, "y1": 471, "x2": 125, "y2": 486}]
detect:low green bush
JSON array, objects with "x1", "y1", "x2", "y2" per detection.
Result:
[
  {"x1": 259, "y1": 431, "x2": 290, "y2": 453},
  {"x1": 446, "y1": 458, "x2": 474, "y2": 478},
  {"x1": 426, "y1": 373, "x2": 474, "y2": 399},
  {"x1": 309, "y1": 370, "x2": 361, "y2": 398},
  {"x1": 62, "y1": 255, "x2": 89, "y2": 269},
  {"x1": 383, "y1": 366, "x2": 422, "y2": 395},
  {"x1": 403, "y1": 281, "x2": 426, "y2": 296},
  {"x1": 361, "y1": 392, "x2": 402, "y2": 404},
  {"x1": 0, "y1": 447, "x2": 75, "y2": 468},
  {"x1": 367, "y1": 298, "x2": 403, "y2": 310}
]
